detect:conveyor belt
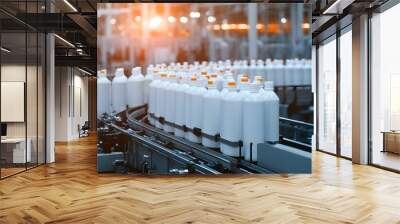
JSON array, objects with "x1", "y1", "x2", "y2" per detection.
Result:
[
  {"x1": 99, "y1": 106, "x2": 275, "y2": 174},
  {"x1": 107, "y1": 122, "x2": 222, "y2": 174},
  {"x1": 125, "y1": 108, "x2": 273, "y2": 174}
]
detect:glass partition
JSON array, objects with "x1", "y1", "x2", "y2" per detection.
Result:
[
  {"x1": 317, "y1": 36, "x2": 337, "y2": 154},
  {"x1": 371, "y1": 3, "x2": 400, "y2": 171},
  {"x1": 339, "y1": 28, "x2": 352, "y2": 158},
  {"x1": 1, "y1": 30, "x2": 28, "y2": 177},
  {"x1": 27, "y1": 31, "x2": 38, "y2": 169},
  {"x1": 38, "y1": 32, "x2": 46, "y2": 165},
  {"x1": 0, "y1": 2, "x2": 46, "y2": 179}
]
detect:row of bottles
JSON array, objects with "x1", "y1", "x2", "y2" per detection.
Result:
[
  {"x1": 232, "y1": 59, "x2": 312, "y2": 86},
  {"x1": 97, "y1": 67, "x2": 146, "y2": 117},
  {"x1": 146, "y1": 64, "x2": 279, "y2": 162},
  {"x1": 98, "y1": 62, "x2": 280, "y2": 162}
]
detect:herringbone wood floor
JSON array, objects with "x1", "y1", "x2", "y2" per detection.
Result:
[{"x1": 1, "y1": 135, "x2": 400, "y2": 224}]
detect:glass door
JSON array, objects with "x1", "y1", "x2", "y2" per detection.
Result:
[
  {"x1": 1, "y1": 30, "x2": 28, "y2": 177},
  {"x1": 317, "y1": 35, "x2": 337, "y2": 154},
  {"x1": 0, "y1": 1, "x2": 47, "y2": 179},
  {"x1": 370, "y1": 3, "x2": 400, "y2": 171}
]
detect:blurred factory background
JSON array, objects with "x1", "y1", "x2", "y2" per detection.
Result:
[
  {"x1": 97, "y1": 3, "x2": 313, "y2": 128},
  {"x1": 98, "y1": 3, "x2": 311, "y2": 71}
]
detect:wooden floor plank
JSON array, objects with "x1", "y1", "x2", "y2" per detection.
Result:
[{"x1": 0, "y1": 135, "x2": 400, "y2": 223}]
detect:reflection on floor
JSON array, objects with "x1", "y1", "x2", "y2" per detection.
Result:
[
  {"x1": 0, "y1": 167, "x2": 25, "y2": 178},
  {"x1": 373, "y1": 150, "x2": 400, "y2": 171},
  {"x1": 0, "y1": 135, "x2": 400, "y2": 223},
  {"x1": 0, "y1": 163, "x2": 42, "y2": 178}
]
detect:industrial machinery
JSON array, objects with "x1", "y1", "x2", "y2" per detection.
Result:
[{"x1": 97, "y1": 104, "x2": 312, "y2": 175}]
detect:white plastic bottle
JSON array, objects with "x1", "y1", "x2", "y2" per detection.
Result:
[
  {"x1": 144, "y1": 66, "x2": 154, "y2": 103},
  {"x1": 260, "y1": 81, "x2": 280, "y2": 142},
  {"x1": 232, "y1": 61, "x2": 241, "y2": 77},
  {"x1": 249, "y1": 59, "x2": 257, "y2": 79},
  {"x1": 253, "y1": 75, "x2": 265, "y2": 86},
  {"x1": 242, "y1": 83, "x2": 265, "y2": 162},
  {"x1": 164, "y1": 74, "x2": 178, "y2": 133},
  {"x1": 265, "y1": 59, "x2": 274, "y2": 83},
  {"x1": 184, "y1": 76, "x2": 199, "y2": 142},
  {"x1": 155, "y1": 73, "x2": 168, "y2": 129},
  {"x1": 202, "y1": 80, "x2": 222, "y2": 148},
  {"x1": 293, "y1": 59, "x2": 303, "y2": 86},
  {"x1": 97, "y1": 69, "x2": 111, "y2": 117},
  {"x1": 301, "y1": 59, "x2": 312, "y2": 86},
  {"x1": 274, "y1": 59, "x2": 285, "y2": 86},
  {"x1": 237, "y1": 75, "x2": 249, "y2": 90},
  {"x1": 174, "y1": 76, "x2": 188, "y2": 138},
  {"x1": 111, "y1": 68, "x2": 128, "y2": 113},
  {"x1": 189, "y1": 77, "x2": 207, "y2": 143},
  {"x1": 220, "y1": 81, "x2": 243, "y2": 157},
  {"x1": 148, "y1": 70, "x2": 159, "y2": 125},
  {"x1": 255, "y1": 59, "x2": 265, "y2": 79},
  {"x1": 127, "y1": 67, "x2": 145, "y2": 108},
  {"x1": 305, "y1": 59, "x2": 312, "y2": 85}
]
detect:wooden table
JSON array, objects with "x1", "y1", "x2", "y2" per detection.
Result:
[{"x1": 382, "y1": 131, "x2": 400, "y2": 154}]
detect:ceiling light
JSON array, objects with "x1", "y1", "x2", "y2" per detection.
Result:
[
  {"x1": 63, "y1": 0, "x2": 78, "y2": 12},
  {"x1": 238, "y1": 24, "x2": 248, "y2": 30},
  {"x1": 149, "y1": 16, "x2": 162, "y2": 29},
  {"x1": 303, "y1": 23, "x2": 310, "y2": 29},
  {"x1": 256, "y1": 24, "x2": 264, "y2": 29},
  {"x1": 280, "y1": 17, "x2": 287, "y2": 24},
  {"x1": 229, "y1": 24, "x2": 237, "y2": 29},
  {"x1": 322, "y1": 0, "x2": 351, "y2": 15},
  {"x1": 54, "y1": 34, "x2": 75, "y2": 48},
  {"x1": 78, "y1": 68, "x2": 93, "y2": 76},
  {"x1": 180, "y1": 16, "x2": 188, "y2": 24},
  {"x1": 1, "y1": 47, "x2": 11, "y2": 53},
  {"x1": 110, "y1": 18, "x2": 116, "y2": 25},
  {"x1": 168, "y1": 16, "x2": 176, "y2": 23},
  {"x1": 221, "y1": 24, "x2": 230, "y2": 30},
  {"x1": 189, "y1": 12, "x2": 200, "y2": 18},
  {"x1": 207, "y1": 16, "x2": 216, "y2": 23},
  {"x1": 135, "y1": 16, "x2": 141, "y2": 22}
]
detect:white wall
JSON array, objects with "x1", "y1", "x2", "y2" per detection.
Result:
[
  {"x1": 1, "y1": 65, "x2": 26, "y2": 138},
  {"x1": 55, "y1": 67, "x2": 89, "y2": 141}
]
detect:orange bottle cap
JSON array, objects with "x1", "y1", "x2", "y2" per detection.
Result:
[
  {"x1": 240, "y1": 77, "x2": 249, "y2": 82},
  {"x1": 227, "y1": 81, "x2": 236, "y2": 87}
]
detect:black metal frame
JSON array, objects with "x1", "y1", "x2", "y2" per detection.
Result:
[
  {"x1": 367, "y1": 10, "x2": 373, "y2": 166},
  {"x1": 315, "y1": 20, "x2": 353, "y2": 161}
]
